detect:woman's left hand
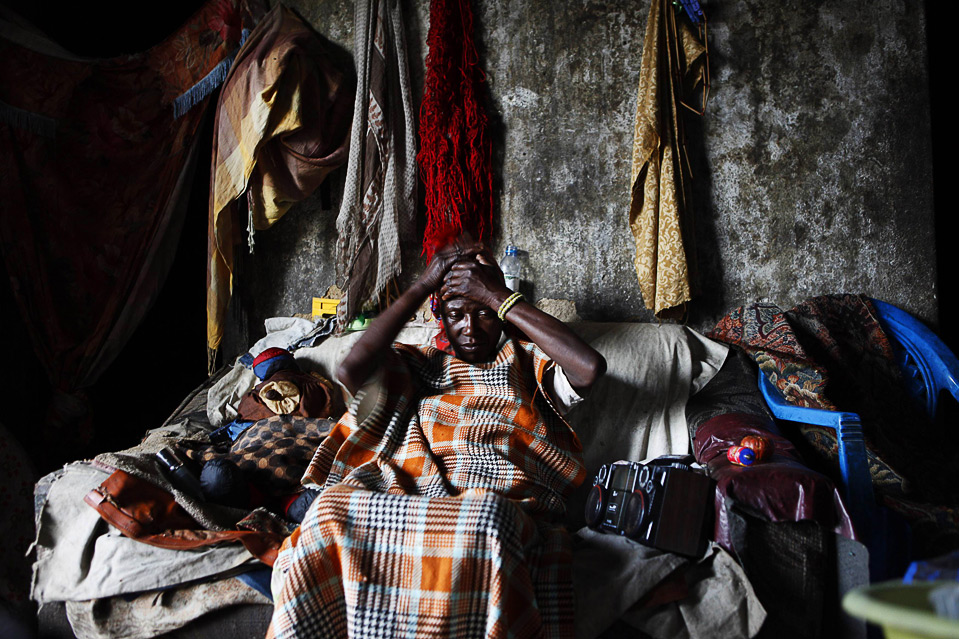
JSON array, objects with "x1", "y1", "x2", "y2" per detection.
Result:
[{"x1": 440, "y1": 257, "x2": 510, "y2": 309}]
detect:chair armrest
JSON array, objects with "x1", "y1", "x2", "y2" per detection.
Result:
[
  {"x1": 872, "y1": 299, "x2": 959, "y2": 415},
  {"x1": 757, "y1": 374, "x2": 872, "y2": 537},
  {"x1": 758, "y1": 373, "x2": 860, "y2": 427}
]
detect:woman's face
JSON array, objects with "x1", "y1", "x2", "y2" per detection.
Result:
[{"x1": 439, "y1": 297, "x2": 503, "y2": 363}]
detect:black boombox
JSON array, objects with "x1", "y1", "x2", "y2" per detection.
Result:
[{"x1": 584, "y1": 454, "x2": 715, "y2": 557}]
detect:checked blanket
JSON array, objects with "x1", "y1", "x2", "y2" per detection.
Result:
[{"x1": 268, "y1": 339, "x2": 586, "y2": 638}]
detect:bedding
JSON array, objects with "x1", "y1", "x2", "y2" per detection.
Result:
[{"x1": 32, "y1": 318, "x2": 771, "y2": 639}]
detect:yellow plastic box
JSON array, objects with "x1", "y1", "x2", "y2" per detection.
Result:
[{"x1": 312, "y1": 297, "x2": 340, "y2": 320}]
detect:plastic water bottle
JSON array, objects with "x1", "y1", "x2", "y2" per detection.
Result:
[{"x1": 501, "y1": 245, "x2": 522, "y2": 292}]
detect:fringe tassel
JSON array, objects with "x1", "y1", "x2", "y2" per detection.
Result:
[
  {"x1": 246, "y1": 188, "x2": 256, "y2": 253},
  {"x1": 208, "y1": 346, "x2": 219, "y2": 376},
  {"x1": 418, "y1": 0, "x2": 493, "y2": 261},
  {"x1": 0, "y1": 99, "x2": 56, "y2": 137},
  {"x1": 173, "y1": 28, "x2": 251, "y2": 119}
]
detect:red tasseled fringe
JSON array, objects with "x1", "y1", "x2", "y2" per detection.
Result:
[{"x1": 418, "y1": 0, "x2": 494, "y2": 262}]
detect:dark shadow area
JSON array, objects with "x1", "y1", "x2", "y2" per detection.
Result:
[
  {"x1": 685, "y1": 9, "x2": 726, "y2": 330},
  {"x1": 471, "y1": 0, "x2": 507, "y2": 249},
  {"x1": 0, "y1": 0, "x2": 208, "y2": 58},
  {"x1": 86, "y1": 114, "x2": 212, "y2": 461},
  {"x1": 0, "y1": 0, "x2": 213, "y2": 473}
]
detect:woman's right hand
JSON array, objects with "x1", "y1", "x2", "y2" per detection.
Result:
[{"x1": 418, "y1": 234, "x2": 486, "y2": 291}]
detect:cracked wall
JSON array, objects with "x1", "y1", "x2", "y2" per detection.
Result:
[{"x1": 230, "y1": 0, "x2": 936, "y2": 357}]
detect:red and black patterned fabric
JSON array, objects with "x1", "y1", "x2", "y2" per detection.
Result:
[
  {"x1": 0, "y1": 0, "x2": 264, "y2": 454},
  {"x1": 710, "y1": 294, "x2": 959, "y2": 553}
]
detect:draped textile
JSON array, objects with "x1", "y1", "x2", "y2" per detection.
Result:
[
  {"x1": 207, "y1": 5, "x2": 354, "y2": 355},
  {"x1": 335, "y1": 0, "x2": 417, "y2": 324},
  {"x1": 418, "y1": 0, "x2": 493, "y2": 260},
  {"x1": 0, "y1": 0, "x2": 259, "y2": 450},
  {"x1": 628, "y1": 0, "x2": 707, "y2": 315},
  {"x1": 709, "y1": 295, "x2": 959, "y2": 554},
  {"x1": 268, "y1": 339, "x2": 586, "y2": 638}
]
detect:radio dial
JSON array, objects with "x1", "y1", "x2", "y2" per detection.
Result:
[
  {"x1": 623, "y1": 490, "x2": 647, "y2": 538},
  {"x1": 596, "y1": 465, "x2": 608, "y2": 484},
  {"x1": 584, "y1": 485, "x2": 605, "y2": 527},
  {"x1": 638, "y1": 465, "x2": 651, "y2": 487}
]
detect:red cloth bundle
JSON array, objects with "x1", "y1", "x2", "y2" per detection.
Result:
[{"x1": 418, "y1": 0, "x2": 493, "y2": 260}]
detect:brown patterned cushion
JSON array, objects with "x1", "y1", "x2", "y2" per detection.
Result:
[{"x1": 184, "y1": 415, "x2": 334, "y2": 496}]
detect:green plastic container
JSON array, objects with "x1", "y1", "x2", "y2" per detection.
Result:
[{"x1": 843, "y1": 581, "x2": 959, "y2": 639}]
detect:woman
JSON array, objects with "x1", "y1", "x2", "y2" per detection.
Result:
[{"x1": 269, "y1": 238, "x2": 606, "y2": 639}]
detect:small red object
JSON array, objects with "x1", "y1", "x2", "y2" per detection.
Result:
[
  {"x1": 740, "y1": 435, "x2": 771, "y2": 461},
  {"x1": 727, "y1": 445, "x2": 756, "y2": 466}
]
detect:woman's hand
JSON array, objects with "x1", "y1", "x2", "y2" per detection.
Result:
[
  {"x1": 338, "y1": 233, "x2": 494, "y2": 396},
  {"x1": 417, "y1": 235, "x2": 487, "y2": 292},
  {"x1": 440, "y1": 258, "x2": 511, "y2": 309}
]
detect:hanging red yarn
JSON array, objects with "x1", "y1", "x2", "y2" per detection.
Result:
[{"x1": 418, "y1": 0, "x2": 493, "y2": 261}]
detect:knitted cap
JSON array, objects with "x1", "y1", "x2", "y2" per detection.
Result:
[{"x1": 252, "y1": 347, "x2": 297, "y2": 381}]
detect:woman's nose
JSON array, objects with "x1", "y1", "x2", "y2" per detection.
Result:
[{"x1": 461, "y1": 315, "x2": 474, "y2": 334}]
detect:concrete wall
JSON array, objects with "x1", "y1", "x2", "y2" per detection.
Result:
[{"x1": 229, "y1": 0, "x2": 937, "y2": 359}]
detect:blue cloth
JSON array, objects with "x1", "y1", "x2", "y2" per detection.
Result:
[{"x1": 236, "y1": 568, "x2": 273, "y2": 601}]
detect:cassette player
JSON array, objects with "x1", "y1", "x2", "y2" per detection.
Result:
[{"x1": 584, "y1": 454, "x2": 715, "y2": 557}]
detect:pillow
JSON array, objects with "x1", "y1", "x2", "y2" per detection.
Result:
[
  {"x1": 563, "y1": 322, "x2": 727, "y2": 528},
  {"x1": 565, "y1": 322, "x2": 728, "y2": 468}
]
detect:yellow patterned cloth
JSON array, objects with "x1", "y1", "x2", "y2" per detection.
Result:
[
  {"x1": 628, "y1": 0, "x2": 707, "y2": 315},
  {"x1": 207, "y1": 6, "x2": 353, "y2": 355}
]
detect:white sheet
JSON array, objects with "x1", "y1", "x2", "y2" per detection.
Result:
[{"x1": 31, "y1": 462, "x2": 258, "y2": 604}]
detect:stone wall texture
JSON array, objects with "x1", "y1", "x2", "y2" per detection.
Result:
[{"x1": 230, "y1": 0, "x2": 937, "y2": 358}]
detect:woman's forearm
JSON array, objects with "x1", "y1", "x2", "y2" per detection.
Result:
[
  {"x1": 336, "y1": 280, "x2": 433, "y2": 396},
  {"x1": 336, "y1": 241, "x2": 483, "y2": 395},
  {"x1": 496, "y1": 297, "x2": 607, "y2": 394}
]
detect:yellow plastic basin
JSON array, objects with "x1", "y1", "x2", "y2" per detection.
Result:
[{"x1": 843, "y1": 581, "x2": 959, "y2": 639}]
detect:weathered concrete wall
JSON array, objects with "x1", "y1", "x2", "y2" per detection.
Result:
[{"x1": 232, "y1": 0, "x2": 936, "y2": 358}]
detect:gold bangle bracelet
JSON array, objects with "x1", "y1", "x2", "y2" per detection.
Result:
[{"x1": 497, "y1": 291, "x2": 524, "y2": 321}]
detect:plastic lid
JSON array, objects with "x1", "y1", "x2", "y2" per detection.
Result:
[{"x1": 504, "y1": 245, "x2": 518, "y2": 255}]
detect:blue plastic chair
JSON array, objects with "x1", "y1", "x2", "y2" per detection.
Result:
[{"x1": 757, "y1": 299, "x2": 959, "y2": 580}]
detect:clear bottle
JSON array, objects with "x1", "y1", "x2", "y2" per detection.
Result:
[{"x1": 501, "y1": 245, "x2": 522, "y2": 292}]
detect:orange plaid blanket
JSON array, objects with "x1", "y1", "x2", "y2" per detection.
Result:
[{"x1": 268, "y1": 339, "x2": 586, "y2": 638}]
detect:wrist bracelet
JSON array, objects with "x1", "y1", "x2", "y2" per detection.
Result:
[{"x1": 497, "y1": 291, "x2": 524, "y2": 321}]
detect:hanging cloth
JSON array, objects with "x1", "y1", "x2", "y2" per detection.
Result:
[
  {"x1": 0, "y1": 0, "x2": 261, "y2": 455},
  {"x1": 207, "y1": 5, "x2": 354, "y2": 360},
  {"x1": 334, "y1": 0, "x2": 417, "y2": 325},
  {"x1": 628, "y1": 0, "x2": 708, "y2": 316},
  {"x1": 418, "y1": 0, "x2": 493, "y2": 261}
]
